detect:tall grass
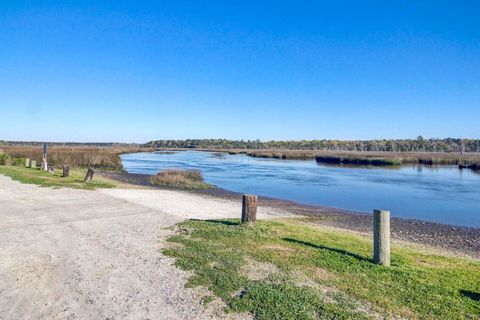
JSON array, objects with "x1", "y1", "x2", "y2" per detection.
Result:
[
  {"x1": 150, "y1": 169, "x2": 212, "y2": 189},
  {"x1": 1, "y1": 146, "x2": 153, "y2": 171},
  {"x1": 218, "y1": 149, "x2": 480, "y2": 166}
]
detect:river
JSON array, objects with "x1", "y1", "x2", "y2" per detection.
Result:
[{"x1": 121, "y1": 151, "x2": 480, "y2": 228}]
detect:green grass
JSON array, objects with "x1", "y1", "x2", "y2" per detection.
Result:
[
  {"x1": 164, "y1": 219, "x2": 480, "y2": 320},
  {"x1": 0, "y1": 165, "x2": 118, "y2": 190}
]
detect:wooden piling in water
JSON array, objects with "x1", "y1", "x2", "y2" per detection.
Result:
[
  {"x1": 373, "y1": 209, "x2": 390, "y2": 266},
  {"x1": 241, "y1": 194, "x2": 257, "y2": 225}
]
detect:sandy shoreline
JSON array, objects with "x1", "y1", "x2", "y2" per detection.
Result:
[{"x1": 100, "y1": 171, "x2": 480, "y2": 259}]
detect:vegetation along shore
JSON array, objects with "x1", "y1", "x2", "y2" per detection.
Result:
[
  {"x1": 101, "y1": 171, "x2": 480, "y2": 259},
  {"x1": 0, "y1": 144, "x2": 154, "y2": 171},
  {"x1": 3, "y1": 138, "x2": 480, "y2": 169},
  {"x1": 146, "y1": 138, "x2": 480, "y2": 168},
  {"x1": 1, "y1": 151, "x2": 479, "y2": 319}
]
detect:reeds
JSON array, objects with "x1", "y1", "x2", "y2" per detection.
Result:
[
  {"x1": 150, "y1": 169, "x2": 212, "y2": 189},
  {"x1": 234, "y1": 149, "x2": 480, "y2": 166},
  {"x1": 1, "y1": 146, "x2": 153, "y2": 171}
]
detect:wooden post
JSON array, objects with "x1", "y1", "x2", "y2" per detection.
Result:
[
  {"x1": 62, "y1": 165, "x2": 70, "y2": 177},
  {"x1": 241, "y1": 194, "x2": 257, "y2": 225},
  {"x1": 84, "y1": 167, "x2": 95, "y2": 182},
  {"x1": 41, "y1": 159, "x2": 48, "y2": 171},
  {"x1": 373, "y1": 209, "x2": 390, "y2": 266},
  {"x1": 31, "y1": 160, "x2": 37, "y2": 169},
  {"x1": 25, "y1": 158, "x2": 30, "y2": 167}
]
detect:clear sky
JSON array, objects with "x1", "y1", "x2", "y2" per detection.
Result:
[{"x1": 1, "y1": 1, "x2": 479, "y2": 142}]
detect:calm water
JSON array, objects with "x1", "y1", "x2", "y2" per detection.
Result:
[{"x1": 121, "y1": 151, "x2": 480, "y2": 228}]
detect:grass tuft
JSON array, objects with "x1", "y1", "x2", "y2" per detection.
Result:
[{"x1": 150, "y1": 169, "x2": 213, "y2": 189}]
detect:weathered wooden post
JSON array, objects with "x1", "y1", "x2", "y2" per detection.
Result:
[
  {"x1": 241, "y1": 194, "x2": 257, "y2": 225},
  {"x1": 62, "y1": 165, "x2": 70, "y2": 177},
  {"x1": 25, "y1": 158, "x2": 30, "y2": 167},
  {"x1": 84, "y1": 167, "x2": 95, "y2": 182},
  {"x1": 41, "y1": 143, "x2": 48, "y2": 171},
  {"x1": 31, "y1": 160, "x2": 37, "y2": 169},
  {"x1": 373, "y1": 209, "x2": 391, "y2": 266}
]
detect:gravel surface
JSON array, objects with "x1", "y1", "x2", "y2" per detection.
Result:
[{"x1": 0, "y1": 175, "x2": 289, "y2": 320}]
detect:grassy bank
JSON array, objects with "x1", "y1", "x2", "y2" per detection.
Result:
[
  {"x1": 0, "y1": 145, "x2": 154, "y2": 171},
  {"x1": 192, "y1": 149, "x2": 480, "y2": 167},
  {"x1": 150, "y1": 169, "x2": 213, "y2": 189},
  {"x1": 0, "y1": 165, "x2": 118, "y2": 190},
  {"x1": 164, "y1": 219, "x2": 480, "y2": 319}
]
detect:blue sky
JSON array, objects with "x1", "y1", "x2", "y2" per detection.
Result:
[{"x1": 1, "y1": 1, "x2": 479, "y2": 142}]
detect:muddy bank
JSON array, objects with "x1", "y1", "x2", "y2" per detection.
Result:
[{"x1": 100, "y1": 171, "x2": 480, "y2": 259}]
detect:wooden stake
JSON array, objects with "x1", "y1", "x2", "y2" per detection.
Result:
[
  {"x1": 62, "y1": 165, "x2": 70, "y2": 178},
  {"x1": 241, "y1": 194, "x2": 257, "y2": 225},
  {"x1": 84, "y1": 167, "x2": 95, "y2": 182},
  {"x1": 373, "y1": 209, "x2": 390, "y2": 266}
]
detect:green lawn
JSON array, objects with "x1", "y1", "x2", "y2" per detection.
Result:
[
  {"x1": 164, "y1": 219, "x2": 480, "y2": 320},
  {"x1": 0, "y1": 165, "x2": 118, "y2": 190}
]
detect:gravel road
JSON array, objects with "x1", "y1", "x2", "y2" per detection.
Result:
[{"x1": 0, "y1": 175, "x2": 289, "y2": 320}]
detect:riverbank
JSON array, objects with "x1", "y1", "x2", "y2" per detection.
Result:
[
  {"x1": 3, "y1": 172, "x2": 479, "y2": 319},
  {"x1": 100, "y1": 171, "x2": 480, "y2": 259},
  {"x1": 153, "y1": 148, "x2": 480, "y2": 169},
  {"x1": 165, "y1": 218, "x2": 480, "y2": 319}
]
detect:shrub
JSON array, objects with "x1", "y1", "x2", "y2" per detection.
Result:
[
  {"x1": 10, "y1": 157, "x2": 26, "y2": 166},
  {"x1": 0, "y1": 152, "x2": 9, "y2": 165},
  {"x1": 150, "y1": 169, "x2": 212, "y2": 189}
]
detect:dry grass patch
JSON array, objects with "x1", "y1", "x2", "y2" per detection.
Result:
[
  {"x1": 259, "y1": 244, "x2": 295, "y2": 252},
  {"x1": 1, "y1": 145, "x2": 153, "y2": 171},
  {"x1": 150, "y1": 169, "x2": 213, "y2": 189},
  {"x1": 240, "y1": 257, "x2": 279, "y2": 281}
]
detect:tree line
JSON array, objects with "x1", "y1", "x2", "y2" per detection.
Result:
[{"x1": 145, "y1": 137, "x2": 480, "y2": 153}]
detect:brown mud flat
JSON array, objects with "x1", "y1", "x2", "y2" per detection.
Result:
[{"x1": 100, "y1": 171, "x2": 480, "y2": 259}]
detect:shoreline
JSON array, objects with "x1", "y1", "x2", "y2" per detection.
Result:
[
  {"x1": 100, "y1": 171, "x2": 480, "y2": 259},
  {"x1": 151, "y1": 148, "x2": 480, "y2": 169}
]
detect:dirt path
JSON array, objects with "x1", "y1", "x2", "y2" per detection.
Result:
[{"x1": 0, "y1": 175, "x2": 289, "y2": 320}]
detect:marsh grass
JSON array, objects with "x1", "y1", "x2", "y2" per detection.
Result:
[
  {"x1": 218, "y1": 149, "x2": 480, "y2": 166},
  {"x1": 1, "y1": 145, "x2": 153, "y2": 171},
  {"x1": 0, "y1": 165, "x2": 117, "y2": 190},
  {"x1": 165, "y1": 219, "x2": 480, "y2": 319},
  {"x1": 150, "y1": 169, "x2": 212, "y2": 189}
]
